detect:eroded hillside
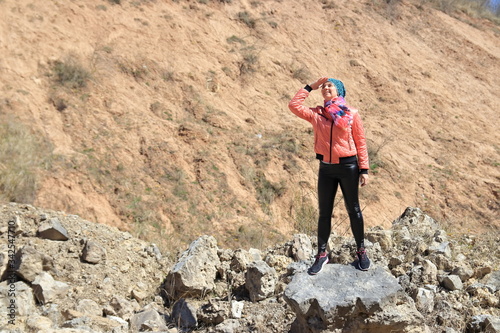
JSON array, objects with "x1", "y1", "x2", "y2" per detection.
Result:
[{"x1": 0, "y1": 0, "x2": 499, "y2": 250}]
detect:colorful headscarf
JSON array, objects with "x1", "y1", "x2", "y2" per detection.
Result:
[
  {"x1": 324, "y1": 96, "x2": 353, "y2": 129},
  {"x1": 327, "y1": 78, "x2": 346, "y2": 98}
]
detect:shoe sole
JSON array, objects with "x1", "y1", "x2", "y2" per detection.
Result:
[
  {"x1": 308, "y1": 258, "x2": 329, "y2": 275},
  {"x1": 357, "y1": 262, "x2": 370, "y2": 271}
]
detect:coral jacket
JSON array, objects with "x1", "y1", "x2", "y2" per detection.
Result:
[{"x1": 288, "y1": 88, "x2": 369, "y2": 170}]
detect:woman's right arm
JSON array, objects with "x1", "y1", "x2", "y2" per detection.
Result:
[
  {"x1": 288, "y1": 77, "x2": 328, "y2": 121},
  {"x1": 288, "y1": 88, "x2": 315, "y2": 122}
]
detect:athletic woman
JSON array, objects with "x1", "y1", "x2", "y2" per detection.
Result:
[{"x1": 288, "y1": 77, "x2": 370, "y2": 274}]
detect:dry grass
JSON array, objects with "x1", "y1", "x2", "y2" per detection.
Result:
[{"x1": 0, "y1": 115, "x2": 52, "y2": 204}]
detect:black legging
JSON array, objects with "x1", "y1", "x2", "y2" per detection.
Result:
[{"x1": 317, "y1": 160, "x2": 365, "y2": 253}]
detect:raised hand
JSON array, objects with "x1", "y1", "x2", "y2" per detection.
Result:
[{"x1": 309, "y1": 77, "x2": 329, "y2": 90}]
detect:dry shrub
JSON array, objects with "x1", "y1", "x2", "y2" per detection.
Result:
[{"x1": 51, "y1": 56, "x2": 91, "y2": 89}]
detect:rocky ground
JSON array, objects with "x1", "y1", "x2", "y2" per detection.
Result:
[
  {"x1": 0, "y1": 203, "x2": 499, "y2": 332},
  {"x1": 1, "y1": 0, "x2": 498, "y2": 252}
]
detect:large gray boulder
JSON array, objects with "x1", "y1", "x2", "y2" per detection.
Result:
[
  {"x1": 284, "y1": 264, "x2": 424, "y2": 332},
  {"x1": 164, "y1": 235, "x2": 221, "y2": 299}
]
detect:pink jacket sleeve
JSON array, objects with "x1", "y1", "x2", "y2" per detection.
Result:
[
  {"x1": 288, "y1": 88, "x2": 318, "y2": 122},
  {"x1": 351, "y1": 112, "x2": 369, "y2": 170}
]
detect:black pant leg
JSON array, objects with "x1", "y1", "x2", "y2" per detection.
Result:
[
  {"x1": 317, "y1": 163, "x2": 339, "y2": 253},
  {"x1": 338, "y1": 163, "x2": 365, "y2": 249}
]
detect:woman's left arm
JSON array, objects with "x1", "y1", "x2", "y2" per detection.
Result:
[{"x1": 351, "y1": 111, "x2": 370, "y2": 172}]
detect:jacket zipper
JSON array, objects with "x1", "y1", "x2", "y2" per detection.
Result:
[{"x1": 329, "y1": 121, "x2": 334, "y2": 163}]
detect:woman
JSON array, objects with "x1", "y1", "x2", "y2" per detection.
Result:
[{"x1": 288, "y1": 77, "x2": 370, "y2": 274}]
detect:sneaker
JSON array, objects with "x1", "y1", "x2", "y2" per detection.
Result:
[
  {"x1": 356, "y1": 248, "x2": 371, "y2": 271},
  {"x1": 308, "y1": 251, "x2": 329, "y2": 275}
]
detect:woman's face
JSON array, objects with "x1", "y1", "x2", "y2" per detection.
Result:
[{"x1": 321, "y1": 81, "x2": 338, "y2": 100}]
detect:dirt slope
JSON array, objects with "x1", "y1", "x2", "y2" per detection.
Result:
[{"x1": 0, "y1": 0, "x2": 498, "y2": 250}]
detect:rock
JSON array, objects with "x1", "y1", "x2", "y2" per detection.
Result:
[
  {"x1": 171, "y1": 298, "x2": 197, "y2": 329},
  {"x1": 61, "y1": 316, "x2": 92, "y2": 330},
  {"x1": 230, "y1": 249, "x2": 253, "y2": 273},
  {"x1": 215, "y1": 319, "x2": 241, "y2": 333},
  {"x1": 441, "y1": 275, "x2": 463, "y2": 291},
  {"x1": 81, "y1": 240, "x2": 107, "y2": 264},
  {"x1": 0, "y1": 280, "x2": 36, "y2": 317},
  {"x1": 411, "y1": 259, "x2": 437, "y2": 285},
  {"x1": 104, "y1": 296, "x2": 140, "y2": 321},
  {"x1": 130, "y1": 281, "x2": 149, "y2": 303},
  {"x1": 9, "y1": 216, "x2": 24, "y2": 236},
  {"x1": 245, "y1": 260, "x2": 277, "y2": 302},
  {"x1": 164, "y1": 235, "x2": 221, "y2": 299},
  {"x1": 427, "y1": 241, "x2": 452, "y2": 258},
  {"x1": 413, "y1": 287, "x2": 435, "y2": 313},
  {"x1": 388, "y1": 256, "x2": 403, "y2": 268},
  {"x1": 475, "y1": 266, "x2": 493, "y2": 279},
  {"x1": 0, "y1": 245, "x2": 9, "y2": 279},
  {"x1": 433, "y1": 229, "x2": 448, "y2": 243},
  {"x1": 265, "y1": 253, "x2": 292, "y2": 273},
  {"x1": 91, "y1": 316, "x2": 128, "y2": 333},
  {"x1": 130, "y1": 308, "x2": 168, "y2": 332},
  {"x1": 32, "y1": 272, "x2": 70, "y2": 304},
  {"x1": 393, "y1": 207, "x2": 439, "y2": 230},
  {"x1": 484, "y1": 316, "x2": 500, "y2": 333},
  {"x1": 366, "y1": 228, "x2": 393, "y2": 251},
  {"x1": 230, "y1": 300, "x2": 244, "y2": 319},
  {"x1": 286, "y1": 260, "x2": 309, "y2": 276},
  {"x1": 14, "y1": 245, "x2": 54, "y2": 282},
  {"x1": 363, "y1": 300, "x2": 427, "y2": 332},
  {"x1": 107, "y1": 315, "x2": 129, "y2": 331},
  {"x1": 284, "y1": 264, "x2": 422, "y2": 332},
  {"x1": 0, "y1": 203, "x2": 497, "y2": 333},
  {"x1": 61, "y1": 308, "x2": 126, "y2": 332},
  {"x1": 62, "y1": 309, "x2": 86, "y2": 321},
  {"x1": 26, "y1": 315, "x2": 53, "y2": 331},
  {"x1": 421, "y1": 259, "x2": 438, "y2": 284},
  {"x1": 467, "y1": 284, "x2": 499, "y2": 307},
  {"x1": 76, "y1": 299, "x2": 102, "y2": 317},
  {"x1": 42, "y1": 303, "x2": 64, "y2": 328},
  {"x1": 37, "y1": 217, "x2": 69, "y2": 241},
  {"x1": 218, "y1": 248, "x2": 234, "y2": 262},
  {"x1": 485, "y1": 270, "x2": 500, "y2": 292},
  {"x1": 468, "y1": 315, "x2": 500, "y2": 333},
  {"x1": 248, "y1": 248, "x2": 262, "y2": 261},
  {"x1": 145, "y1": 243, "x2": 162, "y2": 260},
  {"x1": 198, "y1": 299, "x2": 229, "y2": 325},
  {"x1": 452, "y1": 263, "x2": 474, "y2": 282},
  {"x1": 131, "y1": 287, "x2": 148, "y2": 303},
  {"x1": 291, "y1": 234, "x2": 313, "y2": 261},
  {"x1": 430, "y1": 253, "x2": 453, "y2": 271},
  {"x1": 392, "y1": 226, "x2": 412, "y2": 243}
]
